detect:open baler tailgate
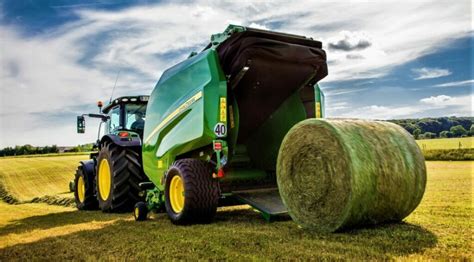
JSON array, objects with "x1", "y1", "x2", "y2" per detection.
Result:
[
  {"x1": 212, "y1": 28, "x2": 328, "y2": 218},
  {"x1": 217, "y1": 28, "x2": 328, "y2": 142}
]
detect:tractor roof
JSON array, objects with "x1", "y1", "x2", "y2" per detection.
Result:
[{"x1": 102, "y1": 95, "x2": 149, "y2": 113}]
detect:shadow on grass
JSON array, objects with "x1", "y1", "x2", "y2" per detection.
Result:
[
  {"x1": 0, "y1": 210, "x2": 127, "y2": 237},
  {"x1": 0, "y1": 207, "x2": 438, "y2": 260}
]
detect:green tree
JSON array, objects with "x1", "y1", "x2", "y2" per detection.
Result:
[
  {"x1": 439, "y1": 131, "x2": 451, "y2": 138},
  {"x1": 413, "y1": 129, "x2": 421, "y2": 139},
  {"x1": 470, "y1": 125, "x2": 474, "y2": 136},
  {"x1": 450, "y1": 125, "x2": 467, "y2": 137},
  {"x1": 422, "y1": 132, "x2": 436, "y2": 139},
  {"x1": 50, "y1": 145, "x2": 59, "y2": 153}
]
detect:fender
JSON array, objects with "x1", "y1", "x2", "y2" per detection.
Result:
[
  {"x1": 100, "y1": 132, "x2": 142, "y2": 148},
  {"x1": 79, "y1": 159, "x2": 96, "y2": 178}
]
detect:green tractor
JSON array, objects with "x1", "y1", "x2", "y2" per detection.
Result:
[{"x1": 74, "y1": 96, "x2": 149, "y2": 212}]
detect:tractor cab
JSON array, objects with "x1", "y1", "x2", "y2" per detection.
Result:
[
  {"x1": 101, "y1": 96, "x2": 149, "y2": 138},
  {"x1": 77, "y1": 95, "x2": 149, "y2": 140}
]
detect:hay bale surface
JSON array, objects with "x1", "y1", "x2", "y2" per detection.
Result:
[{"x1": 277, "y1": 119, "x2": 426, "y2": 232}]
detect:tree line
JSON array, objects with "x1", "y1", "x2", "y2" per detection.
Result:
[
  {"x1": 0, "y1": 144, "x2": 94, "y2": 157},
  {"x1": 1, "y1": 117, "x2": 472, "y2": 156},
  {"x1": 388, "y1": 117, "x2": 473, "y2": 139}
]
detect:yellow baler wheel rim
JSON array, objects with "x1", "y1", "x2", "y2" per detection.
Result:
[{"x1": 170, "y1": 175, "x2": 185, "y2": 213}]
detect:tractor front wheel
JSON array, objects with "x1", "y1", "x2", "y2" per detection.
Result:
[
  {"x1": 74, "y1": 165, "x2": 98, "y2": 210},
  {"x1": 164, "y1": 159, "x2": 219, "y2": 224}
]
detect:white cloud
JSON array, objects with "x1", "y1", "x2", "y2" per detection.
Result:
[
  {"x1": 247, "y1": 22, "x2": 269, "y2": 30},
  {"x1": 411, "y1": 67, "x2": 452, "y2": 80},
  {"x1": 419, "y1": 94, "x2": 472, "y2": 111},
  {"x1": 433, "y1": 79, "x2": 474, "y2": 87},
  {"x1": 324, "y1": 87, "x2": 369, "y2": 96},
  {"x1": 331, "y1": 104, "x2": 422, "y2": 119},
  {"x1": 328, "y1": 31, "x2": 372, "y2": 51},
  {"x1": 329, "y1": 94, "x2": 473, "y2": 119},
  {"x1": 0, "y1": 0, "x2": 472, "y2": 146},
  {"x1": 327, "y1": 101, "x2": 348, "y2": 111},
  {"x1": 266, "y1": 0, "x2": 471, "y2": 82},
  {"x1": 420, "y1": 95, "x2": 453, "y2": 104}
]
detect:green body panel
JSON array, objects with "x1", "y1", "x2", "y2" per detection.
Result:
[
  {"x1": 315, "y1": 84, "x2": 325, "y2": 118},
  {"x1": 246, "y1": 92, "x2": 308, "y2": 171},
  {"x1": 141, "y1": 25, "x2": 326, "y2": 217},
  {"x1": 233, "y1": 84, "x2": 325, "y2": 173},
  {"x1": 142, "y1": 49, "x2": 227, "y2": 190}
]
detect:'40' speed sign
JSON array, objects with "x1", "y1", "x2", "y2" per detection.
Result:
[{"x1": 214, "y1": 123, "x2": 227, "y2": 137}]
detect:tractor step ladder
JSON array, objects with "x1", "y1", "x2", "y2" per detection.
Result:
[{"x1": 232, "y1": 188, "x2": 288, "y2": 221}]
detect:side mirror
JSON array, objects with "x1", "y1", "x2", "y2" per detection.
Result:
[{"x1": 77, "y1": 116, "x2": 85, "y2": 133}]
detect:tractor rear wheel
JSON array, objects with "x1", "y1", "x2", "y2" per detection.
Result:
[
  {"x1": 96, "y1": 142, "x2": 146, "y2": 212},
  {"x1": 74, "y1": 165, "x2": 98, "y2": 210},
  {"x1": 164, "y1": 159, "x2": 220, "y2": 224}
]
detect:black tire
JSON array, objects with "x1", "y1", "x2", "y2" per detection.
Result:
[
  {"x1": 164, "y1": 159, "x2": 220, "y2": 224},
  {"x1": 134, "y1": 202, "x2": 148, "y2": 221},
  {"x1": 69, "y1": 180, "x2": 75, "y2": 192},
  {"x1": 96, "y1": 141, "x2": 146, "y2": 212},
  {"x1": 74, "y1": 165, "x2": 98, "y2": 210}
]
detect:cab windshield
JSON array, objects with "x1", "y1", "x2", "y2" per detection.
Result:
[{"x1": 125, "y1": 104, "x2": 147, "y2": 132}]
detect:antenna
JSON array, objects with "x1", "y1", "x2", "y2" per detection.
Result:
[{"x1": 109, "y1": 69, "x2": 121, "y2": 103}]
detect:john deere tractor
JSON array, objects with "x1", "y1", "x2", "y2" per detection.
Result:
[{"x1": 74, "y1": 96, "x2": 149, "y2": 212}]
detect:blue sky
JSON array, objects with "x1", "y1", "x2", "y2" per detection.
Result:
[{"x1": 0, "y1": 0, "x2": 472, "y2": 147}]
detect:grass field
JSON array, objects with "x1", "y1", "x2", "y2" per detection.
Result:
[
  {"x1": 0, "y1": 152, "x2": 91, "y2": 159},
  {"x1": 416, "y1": 137, "x2": 473, "y2": 150},
  {"x1": 0, "y1": 155, "x2": 472, "y2": 260},
  {"x1": 0, "y1": 155, "x2": 83, "y2": 203}
]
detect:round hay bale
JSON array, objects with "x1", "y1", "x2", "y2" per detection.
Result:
[{"x1": 276, "y1": 118, "x2": 426, "y2": 232}]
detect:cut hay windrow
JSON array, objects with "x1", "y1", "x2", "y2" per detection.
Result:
[
  {"x1": 0, "y1": 182, "x2": 19, "y2": 204},
  {"x1": 30, "y1": 195, "x2": 76, "y2": 207},
  {"x1": 277, "y1": 119, "x2": 426, "y2": 232}
]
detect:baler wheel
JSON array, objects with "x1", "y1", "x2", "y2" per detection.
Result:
[
  {"x1": 134, "y1": 202, "x2": 148, "y2": 221},
  {"x1": 164, "y1": 159, "x2": 219, "y2": 224},
  {"x1": 96, "y1": 142, "x2": 146, "y2": 212},
  {"x1": 74, "y1": 165, "x2": 98, "y2": 210}
]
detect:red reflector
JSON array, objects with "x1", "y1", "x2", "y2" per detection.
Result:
[
  {"x1": 214, "y1": 142, "x2": 222, "y2": 151},
  {"x1": 217, "y1": 168, "x2": 225, "y2": 178},
  {"x1": 118, "y1": 131, "x2": 129, "y2": 138}
]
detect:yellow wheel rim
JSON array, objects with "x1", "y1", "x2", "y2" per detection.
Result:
[
  {"x1": 134, "y1": 207, "x2": 139, "y2": 218},
  {"x1": 170, "y1": 175, "x2": 185, "y2": 213},
  {"x1": 77, "y1": 176, "x2": 85, "y2": 203},
  {"x1": 98, "y1": 159, "x2": 111, "y2": 201}
]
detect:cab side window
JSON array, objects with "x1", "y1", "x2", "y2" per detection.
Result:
[{"x1": 109, "y1": 106, "x2": 121, "y2": 132}]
